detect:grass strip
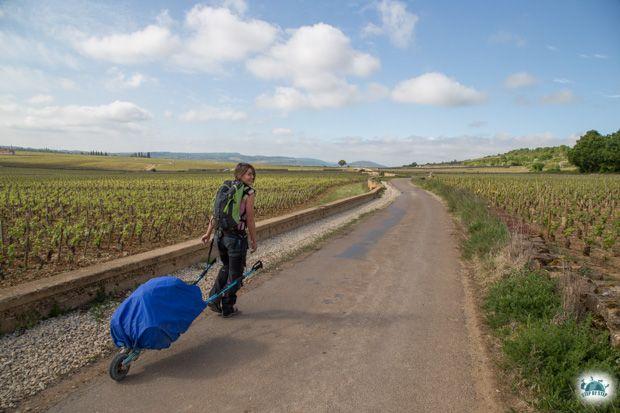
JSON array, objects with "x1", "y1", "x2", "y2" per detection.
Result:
[{"x1": 414, "y1": 177, "x2": 620, "y2": 412}]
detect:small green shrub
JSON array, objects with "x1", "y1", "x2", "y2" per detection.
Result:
[
  {"x1": 483, "y1": 269, "x2": 561, "y2": 329},
  {"x1": 530, "y1": 162, "x2": 545, "y2": 172},
  {"x1": 503, "y1": 315, "x2": 619, "y2": 412}
]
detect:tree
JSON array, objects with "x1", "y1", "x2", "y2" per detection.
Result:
[
  {"x1": 338, "y1": 160, "x2": 347, "y2": 167},
  {"x1": 569, "y1": 129, "x2": 620, "y2": 173},
  {"x1": 530, "y1": 162, "x2": 544, "y2": 172},
  {"x1": 600, "y1": 130, "x2": 620, "y2": 172}
]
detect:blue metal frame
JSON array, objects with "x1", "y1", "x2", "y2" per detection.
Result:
[{"x1": 119, "y1": 259, "x2": 263, "y2": 368}]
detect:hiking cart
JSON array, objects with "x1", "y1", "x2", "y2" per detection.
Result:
[{"x1": 108, "y1": 248, "x2": 263, "y2": 382}]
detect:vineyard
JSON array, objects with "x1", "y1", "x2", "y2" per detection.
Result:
[
  {"x1": 0, "y1": 168, "x2": 367, "y2": 287},
  {"x1": 424, "y1": 174, "x2": 619, "y2": 259}
]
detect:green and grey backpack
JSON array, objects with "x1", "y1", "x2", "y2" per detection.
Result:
[{"x1": 213, "y1": 180, "x2": 246, "y2": 232}]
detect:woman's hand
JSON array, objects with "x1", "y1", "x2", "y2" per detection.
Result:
[
  {"x1": 250, "y1": 238, "x2": 257, "y2": 253},
  {"x1": 201, "y1": 233, "x2": 211, "y2": 245},
  {"x1": 201, "y1": 216, "x2": 215, "y2": 244}
]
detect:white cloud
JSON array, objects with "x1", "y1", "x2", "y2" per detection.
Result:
[
  {"x1": 579, "y1": 53, "x2": 609, "y2": 59},
  {"x1": 546, "y1": 45, "x2": 557, "y2": 51},
  {"x1": 362, "y1": 0, "x2": 418, "y2": 48},
  {"x1": 0, "y1": 100, "x2": 152, "y2": 132},
  {"x1": 604, "y1": 94, "x2": 620, "y2": 99},
  {"x1": 504, "y1": 72, "x2": 537, "y2": 89},
  {"x1": 0, "y1": 65, "x2": 76, "y2": 92},
  {"x1": 540, "y1": 89, "x2": 577, "y2": 104},
  {"x1": 59, "y1": 78, "x2": 77, "y2": 90},
  {"x1": 106, "y1": 67, "x2": 154, "y2": 89},
  {"x1": 488, "y1": 31, "x2": 526, "y2": 47},
  {"x1": 264, "y1": 132, "x2": 576, "y2": 165},
  {"x1": 256, "y1": 84, "x2": 361, "y2": 110},
  {"x1": 179, "y1": 106, "x2": 247, "y2": 122},
  {"x1": 248, "y1": 23, "x2": 380, "y2": 110},
  {"x1": 361, "y1": 22, "x2": 383, "y2": 37},
  {"x1": 27, "y1": 94, "x2": 54, "y2": 105},
  {"x1": 320, "y1": 132, "x2": 578, "y2": 165},
  {"x1": 172, "y1": 4, "x2": 277, "y2": 72},
  {"x1": 77, "y1": 24, "x2": 179, "y2": 64},
  {"x1": 391, "y1": 72, "x2": 487, "y2": 107},
  {"x1": 220, "y1": 0, "x2": 248, "y2": 15},
  {"x1": 0, "y1": 30, "x2": 81, "y2": 69},
  {"x1": 553, "y1": 78, "x2": 572, "y2": 84},
  {"x1": 272, "y1": 127, "x2": 292, "y2": 136},
  {"x1": 75, "y1": 4, "x2": 276, "y2": 72}
]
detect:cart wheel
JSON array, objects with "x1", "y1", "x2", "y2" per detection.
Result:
[{"x1": 109, "y1": 352, "x2": 130, "y2": 381}]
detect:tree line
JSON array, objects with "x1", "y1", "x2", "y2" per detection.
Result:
[
  {"x1": 568, "y1": 130, "x2": 619, "y2": 173},
  {"x1": 130, "y1": 152, "x2": 151, "y2": 158}
]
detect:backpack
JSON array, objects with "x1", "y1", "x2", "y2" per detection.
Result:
[{"x1": 213, "y1": 180, "x2": 246, "y2": 232}]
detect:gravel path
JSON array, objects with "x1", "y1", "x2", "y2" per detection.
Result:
[{"x1": 0, "y1": 182, "x2": 399, "y2": 410}]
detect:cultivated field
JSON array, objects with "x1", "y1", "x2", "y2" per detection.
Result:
[
  {"x1": 0, "y1": 151, "x2": 332, "y2": 172},
  {"x1": 383, "y1": 166, "x2": 531, "y2": 174},
  {"x1": 0, "y1": 167, "x2": 367, "y2": 287},
  {"x1": 425, "y1": 173, "x2": 619, "y2": 261}
]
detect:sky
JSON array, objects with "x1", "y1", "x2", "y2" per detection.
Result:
[{"x1": 0, "y1": 0, "x2": 619, "y2": 166}]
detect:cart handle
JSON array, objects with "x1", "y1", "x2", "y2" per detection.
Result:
[
  {"x1": 204, "y1": 260, "x2": 263, "y2": 305},
  {"x1": 191, "y1": 236, "x2": 218, "y2": 286}
]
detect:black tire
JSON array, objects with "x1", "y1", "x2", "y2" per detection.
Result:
[{"x1": 109, "y1": 352, "x2": 130, "y2": 382}]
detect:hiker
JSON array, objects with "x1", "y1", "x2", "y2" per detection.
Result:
[{"x1": 201, "y1": 162, "x2": 257, "y2": 317}]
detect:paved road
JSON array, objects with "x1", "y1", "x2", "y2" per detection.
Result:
[{"x1": 49, "y1": 179, "x2": 500, "y2": 413}]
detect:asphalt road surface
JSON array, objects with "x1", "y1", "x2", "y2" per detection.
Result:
[{"x1": 49, "y1": 178, "x2": 502, "y2": 413}]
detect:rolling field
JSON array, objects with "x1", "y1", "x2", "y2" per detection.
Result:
[
  {"x1": 0, "y1": 151, "x2": 331, "y2": 172},
  {"x1": 383, "y1": 166, "x2": 531, "y2": 174},
  {"x1": 419, "y1": 173, "x2": 620, "y2": 261},
  {"x1": 0, "y1": 167, "x2": 368, "y2": 287}
]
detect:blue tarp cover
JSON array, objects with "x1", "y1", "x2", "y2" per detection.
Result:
[{"x1": 110, "y1": 276, "x2": 206, "y2": 350}]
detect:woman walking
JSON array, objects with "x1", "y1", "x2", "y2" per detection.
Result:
[{"x1": 201, "y1": 163, "x2": 257, "y2": 317}]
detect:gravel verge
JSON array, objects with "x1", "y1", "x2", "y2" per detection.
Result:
[{"x1": 0, "y1": 182, "x2": 399, "y2": 410}]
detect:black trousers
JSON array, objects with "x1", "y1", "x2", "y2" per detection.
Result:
[{"x1": 208, "y1": 232, "x2": 248, "y2": 313}]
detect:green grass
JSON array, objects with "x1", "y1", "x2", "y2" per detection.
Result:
[
  {"x1": 310, "y1": 181, "x2": 369, "y2": 206},
  {"x1": 483, "y1": 268, "x2": 561, "y2": 331},
  {"x1": 487, "y1": 270, "x2": 620, "y2": 412}
]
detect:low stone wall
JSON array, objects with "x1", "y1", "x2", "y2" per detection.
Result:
[{"x1": 0, "y1": 185, "x2": 384, "y2": 333}]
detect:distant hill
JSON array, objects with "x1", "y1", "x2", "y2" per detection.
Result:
[
  {"x1": 409, "y1": 145, "x2": 573, "y2": 171},
  {"x1": 144, "y1": 152, "x2": 338, "y2": 167},
  {"x1": 1, "y1": 146, "x2": 383, "y2": 168},
  {"x1": 462, "y1": 145, "x2": 572, "y2": 170},
  {"x1": 349, "y1": 160, "x2": 387, "y2": 168}
]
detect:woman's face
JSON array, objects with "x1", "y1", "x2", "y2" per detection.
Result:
[{"x1": 239, "y1": 168, "x2": 255, "y2": 185}]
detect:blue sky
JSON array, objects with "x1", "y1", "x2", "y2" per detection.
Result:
[{"x1": 0, "y1": 0, "x2": 618, "y2": 166}]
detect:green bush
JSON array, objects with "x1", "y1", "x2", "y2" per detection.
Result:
[
  {"x1": 503, "y1": 315, "x2": 619, "y2": 412},
  {"x1": 544, "y1": 162, "x2": 561, "y2": 172},
  {"x1": 483, "y1": 269, "x2": 560, "y2": 329},
  {"x1": 530, "y1": 161, "x2": 545, "y2": 172}
]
